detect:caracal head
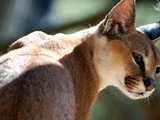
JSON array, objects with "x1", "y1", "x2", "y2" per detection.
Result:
[{"x1": 94, "y1": 0, "x2": 160, "y2": 99}]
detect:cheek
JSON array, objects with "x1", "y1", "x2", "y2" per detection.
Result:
[
  {"x1": 124, "y1": 76, "x2": 146, "y2": 92},
  {"x1": 124, "y1": 76, "x2": 139, "y2": 89},
  {"x1": 118, "y1": 52, "x2": 141, "y2": 76},
  {"x1": 155, "y1": 74, "x2": 160, "y2": 80},
  {"x1": 123, "y1": 57, "x2": 142, "y2": 77}
]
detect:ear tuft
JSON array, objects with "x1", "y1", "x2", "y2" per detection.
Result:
[{"x1": 100, "y1": 0, "x2": 136, "y2": 37}]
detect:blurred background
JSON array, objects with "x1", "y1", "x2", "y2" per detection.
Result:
[{"x1": 0, "y1": 0, "x2": 160, "y2": 120}]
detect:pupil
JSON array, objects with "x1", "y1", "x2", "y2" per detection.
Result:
[
  {"x1": 132, "y1": 52, "x2": 145, "y2": 72},
  {"x1": 156, "y1": 67, "x2": 160, "y2": 74}
]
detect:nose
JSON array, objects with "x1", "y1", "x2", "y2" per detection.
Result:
[{"x1": 144, "y1": 78, "x2": 156, "y2": 91}]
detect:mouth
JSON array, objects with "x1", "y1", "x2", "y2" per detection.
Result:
[
  {"x1": 127, "y1": 88, "x2": 155, "y2": 99},
  {"x1": 119, "y1": 81, "x2": 155, "y2": 99},
  {"x1": 128, "y1": 87, "x2": 155, "y2": 95},
  {"x1": 128, "y1": 90, "x2": 145, "y2": 96}
]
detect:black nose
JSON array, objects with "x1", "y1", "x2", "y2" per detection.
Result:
[{"x1": 144, "y1": 78, "x2": 156, "y2": 91}]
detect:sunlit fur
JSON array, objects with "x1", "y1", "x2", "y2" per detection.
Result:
[
  {"x1": 93, "y1": 29, "x2": 160, "y2": 99},
  {"x1": 0, "y1": 0, "x2": 160, "y2": 120}
]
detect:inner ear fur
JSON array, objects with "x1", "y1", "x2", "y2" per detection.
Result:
[{"x1": 100, "y1": 0, "x2": 136, "y2": 37}]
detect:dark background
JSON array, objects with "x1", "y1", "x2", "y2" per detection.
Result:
[{"x1": 0, "y1": 0, "x2": 160, "y2": 120}]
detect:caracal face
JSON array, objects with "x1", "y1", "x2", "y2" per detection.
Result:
[
  {"x1": 93, "y1": 0, "x2": 160, "y2": 99},
  {"x1": 94, "y1": 30, "x2": 160, "y2": 99}
]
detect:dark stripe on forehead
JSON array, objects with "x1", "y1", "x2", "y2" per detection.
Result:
[{"x1": 144, "y1": 45, "x2": 149, "y2": 57}]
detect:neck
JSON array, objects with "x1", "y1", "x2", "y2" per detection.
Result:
[{"x1": 59, "y1": 26, "x2": 99, "y2": 120}]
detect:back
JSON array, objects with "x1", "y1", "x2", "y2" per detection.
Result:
[{"x1": 0, "y1": 46, "x2": 75, "y2": 120}]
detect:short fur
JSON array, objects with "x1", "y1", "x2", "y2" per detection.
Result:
[{"x1": 0, "y1": 0, "x2": 160, "y2": 120}]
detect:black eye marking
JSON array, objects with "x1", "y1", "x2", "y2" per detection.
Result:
[
  {"x1": 156, "y1": 67, "x2": 160, "y2": 74},
  {"x1": 132, "y1": 52, "x2": 145, "y2": 72}
]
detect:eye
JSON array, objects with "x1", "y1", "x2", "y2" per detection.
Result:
[
  {"x1": 132, "y1": 52, "x2": 142, "y2": 63},
  {"x1": 132, "y1": 52, "x2": 145, "y2": 72},
  {"x1": 155, "y1": 67, "x2": 160, "y2": 81},
  {"x1": 156, "y1": 67, "x2": 160, "y2": 74}
]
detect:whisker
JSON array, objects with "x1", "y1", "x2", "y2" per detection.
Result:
[
  {"x1": 142, "y1": 97, "x2": 150, "y2": 108},
  {"x1": 150, "y1": 95, "x2": 155, "y2": 104},
  {"x1": 147, "y1": 97, "x2": 151, "y2": 107}
]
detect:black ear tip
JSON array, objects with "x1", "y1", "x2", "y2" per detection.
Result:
[{"x1": 138, "y1": 22, "x2": 160, "y2": 40}]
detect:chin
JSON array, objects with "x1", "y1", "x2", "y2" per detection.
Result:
[
  {"x1": 117, "y1": 83, "x2": 154, "y2": 100},
  {"x1": 123, "y1": 90, "x2": 153, "y2": 100}
]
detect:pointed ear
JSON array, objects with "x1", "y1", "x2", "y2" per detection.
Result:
[{"x1": 100, "y1": 0, "x2": 136, "y2": 37}]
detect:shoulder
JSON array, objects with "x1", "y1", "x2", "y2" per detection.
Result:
[{"x1": 0, "y1": 45, "x2": 68, "y2": 88}]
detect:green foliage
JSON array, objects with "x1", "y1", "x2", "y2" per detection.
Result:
[{"x1": 89, "y1": 82, "x2": 160, "y2": 120}]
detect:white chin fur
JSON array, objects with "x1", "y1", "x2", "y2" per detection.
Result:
[{"x1": 116, "y1": 82, "x2": 154, "y2": 100}]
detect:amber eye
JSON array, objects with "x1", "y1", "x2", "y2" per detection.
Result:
[
  {"x1": 132, "y1": 52, "x2": 142, "y2": 63},
  {"x1": 132, "y1": 52, "x2": 145, "y2": 72}
]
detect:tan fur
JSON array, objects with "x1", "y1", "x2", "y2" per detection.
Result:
[{"x1": 0, "y1": 0, "x2": 160, "y2": 120}]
